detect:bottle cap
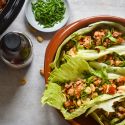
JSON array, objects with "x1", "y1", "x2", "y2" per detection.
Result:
[{"x1": 1, "y1": 32, "x2": 21, "y2": 51}]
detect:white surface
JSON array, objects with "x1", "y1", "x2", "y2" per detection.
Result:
[
  {"x1": 0, "y1": 0, "x2": 125, "y2": 125},
  {"x1": 25, "y1": 0, "x2": 69, "y2": 32}
]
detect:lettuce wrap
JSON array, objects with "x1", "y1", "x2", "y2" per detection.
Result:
[
  {"x1": 42, "y1": 57, "x2": 125, "y2": 120},
  {"x1": 51, "y1": 21, "x2": 125, "y2": 69},
  {"x1": 89, "y1": 61, "x2": 125, "y2": 76},
  {"x1": 86, "y1": 96, "x2": 125, "y2": 125}
]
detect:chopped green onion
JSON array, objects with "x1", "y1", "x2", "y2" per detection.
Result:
[
  {"x1": 107, "y1": 31, "x2": 117, "y2": 42},
  {"x1": 32, "y1": 0, "x2": 66, "y2": 28},
  {"x1": 109, "y1": 36, "x2": 117, "y2": 42}
]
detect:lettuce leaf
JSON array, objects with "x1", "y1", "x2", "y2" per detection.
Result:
[
  {"x1": 91, "y1": 112, "x2": 104, "y2": 125},
  {"x1": 86, "y1": 95, "x2": 125, "y2": 116},
  {"x1": 89, "y1": 61, "x2": 125, "y2": 76},
  {"x1": 88, "y1": 95, "x2": 125, "y2": 125},
  {"x1": 49, "y1": 56, "x2": 109, "y2": 83},
  {"x1": 91, "y1": 67, "x2": 108, "y2": 79},
  {"x1": 49, "y1": 56, "x2": 93, "y2": 83},
  {"x1": 91, "y1": 110, "x2": 125, "y2": 125},
  {"x1": 42, "y1": 84, "x2": 124, "y2": 120},
  {"x1": 61, "y1": 94, "x2": 124, "y2": 120},
  {"x1": 76, "y1": 44, "x2": 125, "y2": 61},
  {"x1": 116, "y1": 120, "x2": 125, "y2": 125},
  {"x1": 41, "y1": 82, "x2": 65, "y2": 110}
]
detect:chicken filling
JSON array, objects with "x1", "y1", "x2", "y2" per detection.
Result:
[
  {"x1": 97, "y1": 52, "x2": 125, "y2": 67},
  {"x1": 59, "y1": 28, "x2": 125, "y2": 64},
  {"x1": 62, "y1": 76, "x2": 125, "y2": 113},
  {"x1": 95, "y1": 98, "x2": 125, "y2": 125},
  {"x1": 65, "y1": 28, "x2": 125, "y2": 51}
]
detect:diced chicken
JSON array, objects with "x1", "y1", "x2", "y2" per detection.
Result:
[
  {"x1": 68, "y1": 46, "x2": 77, "y2": 57},
  {"x1": 117, "y1": 76, "x2": 125, "y2": 83},
  {"x1": 85, "y1": 87, "x2": 92, "y2": 94},
  {"x1": 90, "y1": 84, "x2": 95, "y2": 92},
  {"x1": 110, "y1": 59, "x2": 115, "y2": 65},
  {"x1": 112, "y1": 31, "x2": 122, "y2": 37},
  {"x1": 83, "y1": 36, "x2": 92, "y2": 49},
  {"x1": 103, "y1": 39, "x2": 111, "y2": 47},
  {"x1": 67, "y1": 87, "x2": 74, "y2": 96},
  {"x1": 117, "y1": 37, "x2": 125, "y2": 43},
  {"x1": 77, "y1": 99, "x2": 82, "y2": 106},
  {"x1": 118, "y1": 106, "x2": 125, "y2": 113},
  {"x1": 95, "y1": 39, "x2": 101, "y2": 46},
  {"x1": 115, "y1": 60, "x2": 122, "y2": 66},
  {"x1": 94, "y1": 30, "x2": 105, "y2": 39},
  {"x1": 64, "y1": 100, "x2": 73, "y2": 108},
  {"x1": 94, "y1": 79, "x2": 102, "y2": 86},
  {"x1": 91, "y1": 92, "x2": 98, "y2": 99}
]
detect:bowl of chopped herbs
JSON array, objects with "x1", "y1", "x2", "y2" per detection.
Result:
[{"x1": 25, "y1": 0, "x2": 69, "y2": 32}]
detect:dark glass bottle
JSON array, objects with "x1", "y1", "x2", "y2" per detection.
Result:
[{"x1": 0, "y1": 32, "x2": 33, "y2": 68}]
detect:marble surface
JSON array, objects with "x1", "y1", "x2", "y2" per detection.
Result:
[{"x1": 0, "y1": 0, "x2": 125, "y2": 125}]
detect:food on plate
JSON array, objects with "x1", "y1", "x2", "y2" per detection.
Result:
[
  {"x1": 96, "y1": 52, "x2": 125, "y2": 67},
  {"x1": 89, "y1": 52, "x2": 125, "y2": 76},
  {"x1": 42, "y1": 56, "x2": 125, "y2": 120},
  {"x1": 62, "y1": 75, "x2": 125, "y2": 113},
  {"x1": 32, "y1": 0, "x2": 66, "y2": 28},
  {"x1": 0, "y1": 0, "x2": 6, "y2": 10},
  {"x1": 51, "y1": 21, "x2": 125, "y2": 68},
  {"x1": 41, "y1": 21, "x2": 125, "y2": 122},
  {"x1": 86, "y1": 96, "x2": 125, "y2": 125}
]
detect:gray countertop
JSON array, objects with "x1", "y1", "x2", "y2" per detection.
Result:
[{"x1": 0, "y1": 0, "x2": 125, "y2": 125}]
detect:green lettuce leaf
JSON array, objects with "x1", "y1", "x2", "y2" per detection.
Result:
[
  {"x1": 62, "y1": 94, "x2": 124, "y2": 120},
  {"x1": 41, "y1": 82, "x2": 65, "y2": 110},
  {"x1": 89, "y1": 61, "x2": 125, "y2": 76},
  {"x1": 42, "y1": 84, "x2": 124, "y2": 120},
  {"x1": 91, "y1": 112, "x2": 104, "y2": 125},
  {"x1": 91, "y1": 67, "x2": 108, "y2": 79},
  {"x1": 49, "y1": 56, "x2": 109, "y2": 83},
  {"x1": 116, "y1": 120, "x2": 125, "y2": 125},
  {"x1": 76, "y1": 44, "x2": 125, "y2": 61},
  {"x1": 49, "y1": 56, "x2": 93, "y2": 83},
  {"x1": 88, "y1": 95, "x2": 125, "y2": 125},
  {"x1": 86, "y1": 95, "x2": 125, "y2": 116}
]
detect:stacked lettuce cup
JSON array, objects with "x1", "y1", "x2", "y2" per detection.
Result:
[{"x1": 42, "y1": 21, "x2": 125, "y2": 125}]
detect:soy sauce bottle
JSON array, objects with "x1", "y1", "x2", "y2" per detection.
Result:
[{"x1": 0, "y1": 32, "x2": 33, "y2": 68}]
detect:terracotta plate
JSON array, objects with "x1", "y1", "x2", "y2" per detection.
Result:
[{"x1": 44, "y1": 16, "x2": 125, "y2": 125}]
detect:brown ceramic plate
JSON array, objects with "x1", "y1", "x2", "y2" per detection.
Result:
[{"x1": 44, "y1": 16, "x2": 125, "y2": 125}]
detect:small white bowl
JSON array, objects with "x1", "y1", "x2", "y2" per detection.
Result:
[{"x1": 25, "y1": 0, "x2": 70, "y2": 32}]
